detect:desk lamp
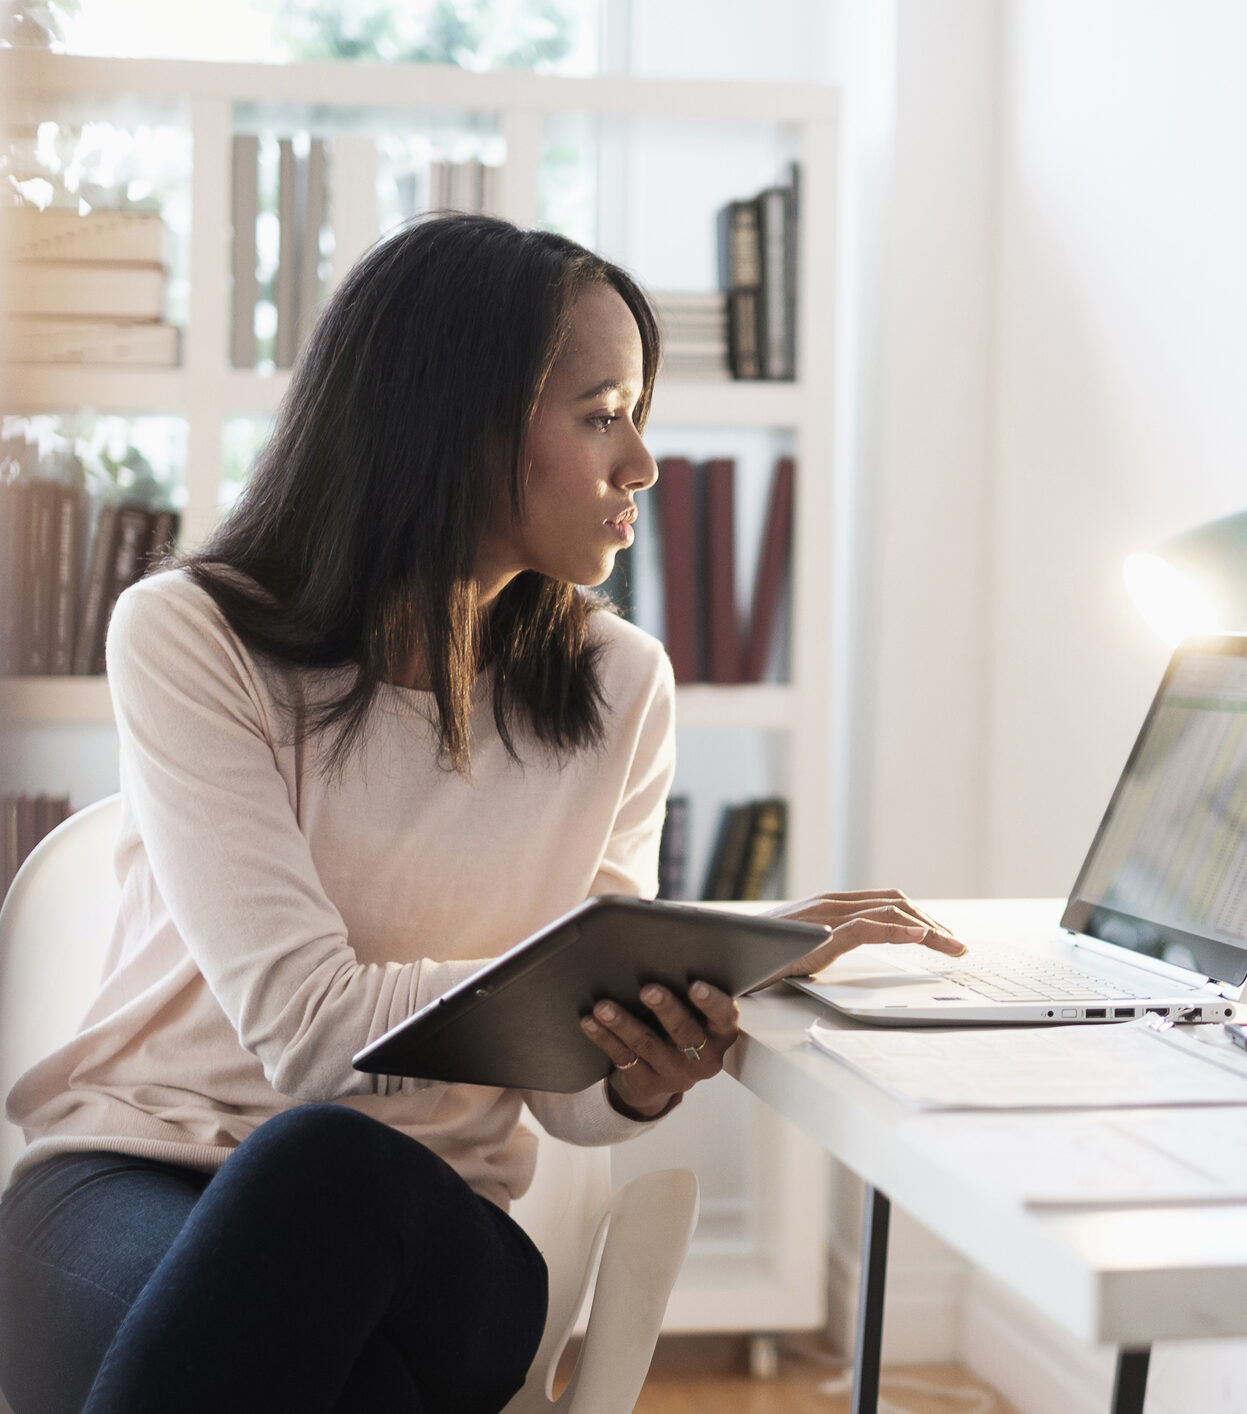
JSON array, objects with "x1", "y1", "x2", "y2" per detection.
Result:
[{"x1": 1124, "y1": 509, "x2": 1247, "y2": 645}]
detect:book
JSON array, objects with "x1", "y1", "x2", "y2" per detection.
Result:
[
  {"x1": 0, "y1": 479, "x2": 22, "y2": 675},
  {"x1": 20, "y1": 480, "x2": 58, "y2": 675},
  {"x1": 736, "y1": 798, "x2": 787, "y2": 901},
  {"x1": 701, "y1": 457, "x2": 743, "y2": 683},
  {"x1": 2, "y1": 318, "x2": 181, "y2": 365},
  {"x1": 657, "y1": 795, "x2": 689, "y2": 901},
  {"x1": 701, "y1": 802, "x2": 758, "y2": 901},
  {"x1": 0, "y1": 793, "x2": 70, "y2": 896},
  {"x1": 717, "y1": 199, "x2": 763, "y2": 380},
  {"x1": 296, "y1": 137, "x2": 327, "y2": 346},
  {"x1": 655, "y1": 456, "x2": 703, "y2": 683},
  {"x1": 144, "y1": 508, "x2": 181, "y2": 575},
  {"x1": 5, "y1": 263, "x2": 166, "y2": 320},
  {"x1": 230, "y1": 134, "x2": 260, "y2": 368},
  {"x1": 94, "y1": 504, "x2": 155, "y2": 674},
  {"x1": 48, "y1": 482, "x2": 86, "y2": 675},
  {"x1": 757, "y1": 182, "x2": 796, "y2": 379},
  {"x1": 274, "y1": 137, "x2": 299, "y2": 368},
  {"x1": 2, "y1": 208, "x2": 169, "y2": 264},
  {"x1": 743, "y1": 455, "x2": 795, "y2": 682}
]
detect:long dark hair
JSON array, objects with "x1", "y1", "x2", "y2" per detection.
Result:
[{"x1": 186, "y1": 214, "x2": 661, "y2": 773}]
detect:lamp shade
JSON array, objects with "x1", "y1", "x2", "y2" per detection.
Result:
[{"x1": 1124, "y1": 509, "x2": 1247, "y2": 646}]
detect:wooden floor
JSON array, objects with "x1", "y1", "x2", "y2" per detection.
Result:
[{"x1": 574, "y1": 1336, "x2": 1020, "y2": 1414}]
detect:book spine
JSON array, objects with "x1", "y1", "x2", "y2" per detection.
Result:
[
  {"x1": 743, "y1": 456, "x2": 795, "y2": 682},
  {"x1": 144, "y1": 508, "x2": 181, "y2": 575},
  {"x1": 296, "y1": 138, "x2": 326, "y2": 346},
  {"x1": 3, "y1": 209, "x2": 169, "y2": 264},
  {"x1": 702, "y1": 458, "x2": 743, "y2": 684},
  {"x1": 655, "y1": 456, "x2": 704, "y2": 683},
  {"x1": 0, "y1": 480, "x2": 21, "y2": 675},
  {"x1": 736, "y1": 798, "x2": 787, "y2": 901},
  {"x1": 657, "y1": 795, "x2": 689, "y2": 901},
  {"x1": 701, "y1": 802, "x2": 758, "y2": 901},
  {"x1": 6, "y1": 263, "x2": 166, "y2": 320},
  {"x1": 49, "y1": 483, "x2": 85, "y2": 675},
  {"x1": 231, "y1": 134, "x2": 260, "y2": 368},
  {"x1": 758, "y1": 185, "x2": 794, "y2": 380},
  {"x1": 718, "y1": 199, "x2": 763, "y2": 380},
  {"x1": 92, "y1": 506, "x2": 154, "y2": 673},
  {"x1": 72, "y1": 502, "x2": 118, "y2": 675},
  {"x1": 21, "y1": 481, "x2": 57, "y2": 674},
  {"x1": 3, "y1": 318, "x2": 181, "y2": 365},
  {"x1": 274, "y1": 137, "x2": 299, "y2": 369},
  {"x1": 0, "y1": 796, "x2": 15, "y2": 897}
]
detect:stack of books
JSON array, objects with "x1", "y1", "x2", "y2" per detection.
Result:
[
  {"x1": 1, "y1": 208, "x2": 179, "y2": 365},
  {"x1": 652, "y1": 292, "x2": 729, "y2": 379},
  {"x1": 717, "y1": 164, "x2": 799, "y2": 380},
  {"x1": 2, "y1": 794, "x2": 71, "y2": 899},
  {"x1": 0, "y1": 455, "x2": 180, "y2": 678}
]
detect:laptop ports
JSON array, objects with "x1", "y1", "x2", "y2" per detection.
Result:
[
  {"x1": 1085, "y1": 1008, "x2": 1107, "y2": 1018},
  {"x1": 1114, "y1": 1007, "x2": 1136, "y2": 1018}
]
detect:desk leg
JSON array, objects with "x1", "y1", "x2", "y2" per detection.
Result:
[
  {"x1": 851, "y1": 1184, "x2": 891, "y2": 1414},
  {"x1": 1110, "y1": 1347, "x2": 1150, "y2": 1414}
]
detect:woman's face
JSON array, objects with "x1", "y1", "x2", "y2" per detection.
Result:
[{"x1": 476, "y1": 283, "x2": 659, "y2": 602}]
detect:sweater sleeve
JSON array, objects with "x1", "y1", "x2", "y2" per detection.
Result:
[
  {"x1": 522, "y1": 636, "x2": 678, "y2": 1146},
  {"x1": 106, "y1": 576, "x2": 484, "y2": 1102}
]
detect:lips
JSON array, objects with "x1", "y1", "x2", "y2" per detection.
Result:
[{"x1": 606, "y1": 507, "x2": 638, "y2": 528}]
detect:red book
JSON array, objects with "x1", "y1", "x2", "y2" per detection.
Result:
[
  {"x1": 743, "y1": 456, "x2": 795, "y2": 682},
  {"x1": 701, "y1": 458, "x2": 743, "y2": 683},
  {"x1": 656, "y1": 456, "x2": 703, "y2": 682}
]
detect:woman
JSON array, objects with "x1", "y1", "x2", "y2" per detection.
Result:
[{"x1": 0, "y1": 214, "x2": 963, "y2": 1414}]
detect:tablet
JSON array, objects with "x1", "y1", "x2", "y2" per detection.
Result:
[{"x1": 352, "y1": 895, "x2": 829, "y2": 1093}]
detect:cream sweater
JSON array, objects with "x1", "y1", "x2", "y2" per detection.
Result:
[{"x1": 7, "y1": 572, "x2": 676, "y2": 1206}]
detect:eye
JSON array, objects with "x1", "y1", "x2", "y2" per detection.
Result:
[{"x1": 588, "y1": 413, "x2": 621, "y2": 432}]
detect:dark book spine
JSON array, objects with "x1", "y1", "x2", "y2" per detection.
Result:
[
  {"x1": 49, "y1": 483, "x2": 86, "y2": 675},
  {"x1": 736, "y1": 798, "x2": 787, "y2": 901},
  {"x1": 701, "y1": 458, "x2": 743, "y2": 684},
  {"x1": 144, "y1": 508, "x2": 181, "y2": 575},
  {"x1": 757, "y1": 183, "x2": 796, "y2": 380},
  {"x1": 73, "y1": 502, "x2": 118, "y2": 675},
  {"x1": 91, "y1": 505, "x2": 154, "y2": 674},
  {"x1": 718, "y1": 198, "x2": 763, "y2": 380},
  {"x1": 744, "y1": 456, "x2": 795, "y2": 682},
  {"x1": 21, "y1": 481, "x2": 58, "y2": 674},
  {"x1": 656, "y1": 456, "x2": 704, "y2": 683},
  {"x1": 657, "y1": 795, "x2": 689, "y2": 901},
  {"x1": 701, "y1": 802, "x2": 758, "y2": 901}
]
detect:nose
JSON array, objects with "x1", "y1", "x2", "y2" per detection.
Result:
[{"x1": 614, "y1": 421, "x2": 659, "y2": 492}]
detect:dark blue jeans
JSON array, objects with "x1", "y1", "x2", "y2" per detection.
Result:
[{"x1": 0, "y1": 1105, "x2": 548, "y2": 1414}]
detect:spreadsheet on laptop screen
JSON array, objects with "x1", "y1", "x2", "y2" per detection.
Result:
[{"x1": 1067, "y1": 645, "x2": 1247, "y2": 986}]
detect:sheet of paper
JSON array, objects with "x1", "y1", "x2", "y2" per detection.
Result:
[
  {"x1": 805, "y1": 1016, "x2": 1247, "y2": 1110},
  {"x1": 905, "y1": 1107, "x2": 1247, "y2": 1208}
]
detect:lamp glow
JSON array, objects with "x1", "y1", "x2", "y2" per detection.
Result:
[
  {"x1": 1124, "y1": 509, "x2": 1247, "y2": 646},
  {"x1": 1123, "y1": 552, "x2": 1220, "y2": 648}
]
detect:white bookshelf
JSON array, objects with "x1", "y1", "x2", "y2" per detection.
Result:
[{"x1": 2, "y1": 48, "x2": 839, "y2": 1339}]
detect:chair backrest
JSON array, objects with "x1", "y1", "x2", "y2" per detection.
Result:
[{"x1": 0, "y1": 793, "x2": 123, "y2": 1184}]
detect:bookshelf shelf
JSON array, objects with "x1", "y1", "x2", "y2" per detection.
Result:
[{"x1": 0, "y1": 675, "x2": 113, "y2": 724}]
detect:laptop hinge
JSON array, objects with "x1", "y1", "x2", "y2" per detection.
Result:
[{"x1": 1066, "y1": 930, "x2": 1224, "y2": 992}]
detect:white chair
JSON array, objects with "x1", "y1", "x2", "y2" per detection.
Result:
[{"x1": 0, "y1": 794, "x2": 699, "y2": 1414}]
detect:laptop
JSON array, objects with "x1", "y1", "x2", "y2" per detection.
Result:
[{"x1": 791, "y1": 633, "x2": 1247, "y2": 1026}]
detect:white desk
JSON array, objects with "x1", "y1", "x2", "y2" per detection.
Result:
[{"x1": 725, "y1": 899, "x2": 1247, "y2": 1414}]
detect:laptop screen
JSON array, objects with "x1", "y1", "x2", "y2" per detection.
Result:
[{"x1": 1063, "y1": 635, "x2": 1247, "y2": 988}]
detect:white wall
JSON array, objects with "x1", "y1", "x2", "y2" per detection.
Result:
[{"x1": 985, "y1": 0, "x2": 1247, "y2": 900}]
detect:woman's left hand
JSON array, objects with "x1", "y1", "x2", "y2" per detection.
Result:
[{"x1": 580, "y1": 980, "x2": 739, "y2": 1120}]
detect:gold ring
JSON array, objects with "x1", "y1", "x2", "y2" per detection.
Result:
[{"x1": 616, "y1": 1056, "x2": 640, "y2": 1070}]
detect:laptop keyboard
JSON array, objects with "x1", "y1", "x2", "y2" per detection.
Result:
[{"x1": 876, "y1": 943, "x2": 1145, "y2": 1002}]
